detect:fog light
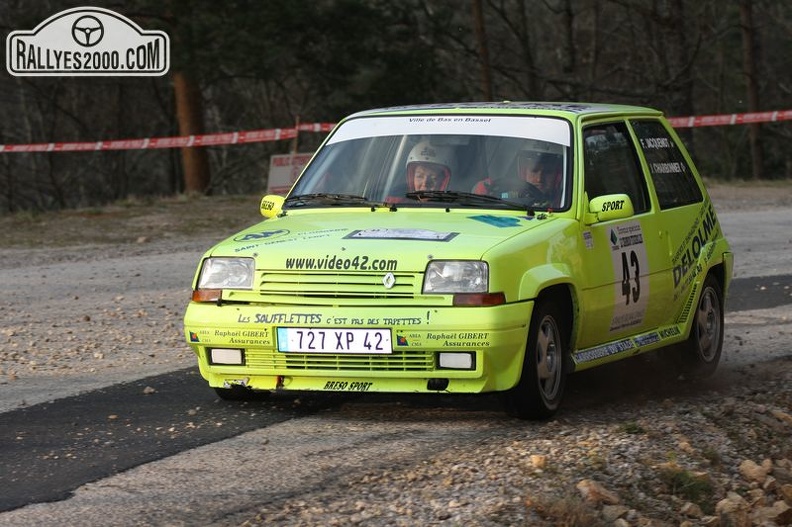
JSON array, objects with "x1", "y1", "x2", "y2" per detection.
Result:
[
  {"x1": 438, "y1": 352, "x2": 474, "y2": 370},
  {"x1": 210, "y1": 348, "x2": 244, "y2": 365}
]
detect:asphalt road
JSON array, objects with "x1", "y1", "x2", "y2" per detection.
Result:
[{"x1": 0, "y1": 369, "x2": 340, "y2": 512}]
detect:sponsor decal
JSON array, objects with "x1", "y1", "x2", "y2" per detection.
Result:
[
  {"x1": 576, "y1": 339, "x2": 635, "y2": 363},
  {"x1": 583, "y1": 230, "x2": 594, "y2": 250},
  {"x1": 237, "y1": 313, "x2": 323, "y2": 325},
  {"x1": 285, "y1": 254, "x2": 398, "y2": 271},
  {"x1": 346, "y1": 228, "x2": 457, "y2": 241},
  {"x1": 659, "y1": 326, "x2": 681, "y2": 339},
  {"x1": 328, "y1": 115, "x2": 572, "y2": 146},
  {"x1": 608, "y1": 221, "x2": 649, "y2": 331},
  {"x1": 633, "y1": 332, "x2": 660, "y2": 347},
  {"x1": 257, "y1": 228, "x2": 348, "y2": 247},
  {"x1": 469, "y1": 215, "x2": 523, "y2": 227},
  {"x1": 234, "y1": 229, "x2": 289, "y2": 242},
  {"x1": 323, "y1": 381, "x2": 373, "y2": 392},
  {"x1": 213, "y1": 329, "x2": 272, "y2": 346},
  {"x1": 600, "y1": 199, "x2": 626, "y2": 212},
  {"x1": 396, "y1": 331, "x2": 491, "y2": 348},
  {"x1": 672, "y1": 201, "x2": 719, "y2": 291},
  {"x1": 7, "y1": 6, "x2": 169, "y2": 76}
]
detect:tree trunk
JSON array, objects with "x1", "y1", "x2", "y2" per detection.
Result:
[
  {"x1": 471, "y1": 0, "x2": 493, "y2": 100},
  {"x1": 739, "y1": 0, "x2": 763, "y2": 180},
  {"x1": 173, "y1": 71, "x2": 211, "y2": 194}
]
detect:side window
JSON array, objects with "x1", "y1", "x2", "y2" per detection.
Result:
[
  {"x1": 583, "y1": 122, "x2": 650, "y2": 214},
  {"x1": 630, "y1": 120, "x2": 703, "y2": 209}
]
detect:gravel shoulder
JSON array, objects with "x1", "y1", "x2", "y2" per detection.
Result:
[{"x1": 0, "y1": 184, "x2": 791, "y2": 526}]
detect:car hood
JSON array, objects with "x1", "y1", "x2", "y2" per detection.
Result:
[{"x1": 208, "y1": 209, "x2": 560, "y2": 271}]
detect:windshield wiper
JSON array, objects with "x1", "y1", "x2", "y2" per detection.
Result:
[
  {"x1": 405, "y1": 190, "x2": 528, "y2": 211},
  {"x1": 285, "y1": 193, "x2": 380, "y2": 208}
]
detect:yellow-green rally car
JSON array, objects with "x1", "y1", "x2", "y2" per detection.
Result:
[{"x1": 184, "y1": 102, "x2": 732, "y2": 419}]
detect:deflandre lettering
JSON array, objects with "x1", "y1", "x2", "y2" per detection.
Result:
[{"x1": 673, "y1": 204, "x2": 719, "y2": 287}]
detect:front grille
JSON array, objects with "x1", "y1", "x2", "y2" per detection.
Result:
[
  {"x1": 245, "y1": 348, "x2": 435, "y2": 372},
  {"x1": 259, "y1": 271, "x2": 419, "y2": 299}
]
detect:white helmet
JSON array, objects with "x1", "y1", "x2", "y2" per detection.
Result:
[
  {"x1": 519, "y1": 139, "x2": 563, "y2": 174},
  {"x1": 405, "y1": 141, "x2": 454, "y2": 191},
  {"x1": 406, "y1": 141, "x2": 455, "y2": 171}
]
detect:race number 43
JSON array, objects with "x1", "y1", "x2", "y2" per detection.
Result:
[{"x1": 621, "y1": 250, "x2": 641, "y2": 305}]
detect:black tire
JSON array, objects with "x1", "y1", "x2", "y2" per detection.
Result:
[
  {"x1": 675, "y1": 274, "x2": 724, "y2": 379},
  {"x1": 214, "y1": 385, "x2": 270, "y2": 401},
  {"x1": 500, "y1": 299, "x2": 567, "y2": 420}
]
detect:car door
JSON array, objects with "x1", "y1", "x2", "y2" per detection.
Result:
[
  {"x1": 629, "y1": 119, "x2": 714, "y2": 313},
  {"x1": 575, "y1": 120, "x2": 673, "y2": 351}
]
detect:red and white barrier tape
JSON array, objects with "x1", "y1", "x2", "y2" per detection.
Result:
[
  {"x1": 667, "y1": 109, "x2": 792, "y2": 128},
  {"x1": 0, "y1": 126, "x2": 309, "y2": 153},
  {"x1": 0, "y1": 110, "x2": 789, "y2": 153}
]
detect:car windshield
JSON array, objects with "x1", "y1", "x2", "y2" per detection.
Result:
[{"x1": 287, "y1": 114, "x2": 573, "y2": 211}]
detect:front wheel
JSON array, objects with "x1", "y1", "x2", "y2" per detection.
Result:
[
  {"x1": 674, "y1": 274, "x2": 724, "y2": 379},
  {"x1": 500, "y1": 299, "x2": 567, "y2": 420}
]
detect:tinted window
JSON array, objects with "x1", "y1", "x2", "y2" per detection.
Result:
[
  {"x1": 583, "y1": 122, "x2": 650, "y2": 214},
  {"x1": 630, "y1": 120, "x2": 703, "y2": 209}
]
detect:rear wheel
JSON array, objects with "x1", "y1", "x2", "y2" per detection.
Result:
[
  {"x1": 501, "y1": 299, "x2": 567, "y2": 420},
  {"x1": 674, "y1": 274, "x2": 724, "y2": 379}
]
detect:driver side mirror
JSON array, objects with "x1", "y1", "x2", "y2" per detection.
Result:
[{"x1": 585, "y1": 194, "x2": 634, "y2": 224}]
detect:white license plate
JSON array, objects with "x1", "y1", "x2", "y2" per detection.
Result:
[{"x1": 276, "y1": 328, "x2": 392, "y2": 354}]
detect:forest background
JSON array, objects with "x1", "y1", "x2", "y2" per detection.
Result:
[{"x1": 0, "y1": 0, "x2": 790, "y2": 213}]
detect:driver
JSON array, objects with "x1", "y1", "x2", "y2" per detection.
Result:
[
  {"x1": 517, "y1": 149, "x2": 562, "y2": 203},
  {"x1": 406, "y1": 141, "x2": 453, "y2": 191},
  {"x1": 473, "y1": 141, "x2": 562, "y2": 207}
]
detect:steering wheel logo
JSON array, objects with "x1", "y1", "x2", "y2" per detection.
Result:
[{"x1": 71, "y1": 15, "x2": 104, "y2": 47}]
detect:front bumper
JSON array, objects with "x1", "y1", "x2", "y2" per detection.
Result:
[{"x1": 184, "y1": 302, "x2": 533, "y2": 394}]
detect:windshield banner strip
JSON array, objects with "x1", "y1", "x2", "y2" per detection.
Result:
[{"x1": 327, "y1": 116, "x2": 571, "y2": 146}]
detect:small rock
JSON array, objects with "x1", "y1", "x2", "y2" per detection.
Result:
[
  {"x1": 716, "y1": 492, "x2": 750, "y2": 526},
  {"x1": 576, "y1": 479, "x2": 620, "y2": 505},
  {"x1": 779, "y1": 483, "x2": 792, "y2": 504},
  {"x1": 681, "y1": 501, "x2": 703, "y2": 518},
  {"x1": 770, "y1": 408, "x2": 792, "y2": 426},
  {"x1": 740, "y1": 459, "x2": 770, "y2": 484},
  {"x1": 530, "y1": 454, "x2": 547, "y2": 469},
  {"x1": 602, "y1": 504, "x2": 629, "y2": 521},
  {"x1": 751, "y1": 500, "x2": 792, "y2": 525}
]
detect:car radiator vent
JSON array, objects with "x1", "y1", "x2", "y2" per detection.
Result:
[
  {"x1": 245, "y1": 348, "x2": 435, "y2": 372},
  {"x1": 258, "y1": 271, "x2": 419, "y2": 299}
]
